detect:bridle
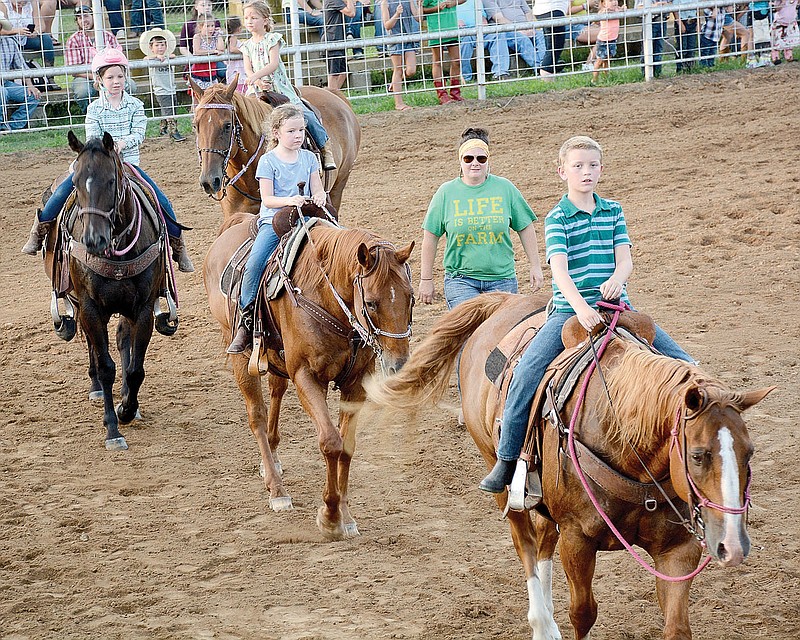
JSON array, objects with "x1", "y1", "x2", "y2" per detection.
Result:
[{"x1": 194, "y1": 101, "x2": 265, "y2": 202}]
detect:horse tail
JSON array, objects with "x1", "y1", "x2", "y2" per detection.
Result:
[{"x1": 366, "y1": 292, "x2": 511, "y2": 413}]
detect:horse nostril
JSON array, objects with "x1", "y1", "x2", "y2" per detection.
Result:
[{"x1": 716, "y1": 542, "x2": 728, "y2": 562}]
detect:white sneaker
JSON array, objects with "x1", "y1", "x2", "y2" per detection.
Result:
[{"x1": 115, "y1": 30, "x2": 127, "y2": 41}]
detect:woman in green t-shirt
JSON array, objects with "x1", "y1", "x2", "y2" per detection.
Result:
[
  {"x1": 420, "y1": 0, "x2": 464, "y2": 103},
  {"x1": 419, "y1": 127, "x2": 544, "y2": 309}
]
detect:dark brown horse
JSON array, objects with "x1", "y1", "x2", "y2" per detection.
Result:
[
  {"x1": 191, "y1": 80, "x2": 361, "y2": 219},
  {"x1": 43, "y1": 132, "x2": 176, "y2": 450},
  {"x1": 204, "y1": 215, "x2": 414, "y2": 539},
  {"x1": 367, "y1": 292, "x2": 773, "y2": 640}
]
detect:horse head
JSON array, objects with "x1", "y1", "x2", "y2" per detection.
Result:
[
  {"x1": 69, "y1": 130, "x2": 121, "y2": 255},
  {"x1": 354, "y1": 240, "x2": 415, "y2": 377},
  {"x1": 669, "y1": 383, "x2": 774, "y2": 567}
]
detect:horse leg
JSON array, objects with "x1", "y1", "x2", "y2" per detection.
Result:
[
  {"x1": 266, "y1": 373, "x2": 288, "y2": 477},
  {"x1": 293, "y1": 368, "x2": 345, "y2": 540},
  {"x1": 502, "y1": 503, "x2": 562, "y2": 640},
  {"x1": 535, "y1": 512, "x2": 561, "y2": 619},
  {"x1": 87, "y1": 343, "x2": 103, "y2": 402},
  {"x1": 232, "y1": 355, "x2": 292, "y2": 511},
  {"x1": 116, "y1": 310, "x2": 151, "y2": 424},
  {"x1": 336, "y1": 383, "x2": 365, "y2": 538},
  {"x1": 558, "y1": 531, "x2": 599, "y2": 640},
  {"x1": 653, "y1": 541, "x2": 701, "y2": 640}
]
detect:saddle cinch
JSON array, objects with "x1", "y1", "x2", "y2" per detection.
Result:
[
  {"x1": 485, "y1": 307, "x2": 673, "y2": 514},
  {"x1": 45, "y1": 171, "x2": 178, "y2": 341}
]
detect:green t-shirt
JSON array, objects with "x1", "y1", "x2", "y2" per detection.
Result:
[
  {"x1": 423, "y1": 0, "x2": 459, "y2": 44},
  {"x1": 422, "y1": 174, "x2": 536, "y2": 280}
]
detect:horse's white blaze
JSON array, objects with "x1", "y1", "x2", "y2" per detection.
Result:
[
  {"x1": 86, "y1": 176, "x2": 93, "y2": 195},
  {"x1": 719, "y1": 427, "x2": 745, "y2": 548},
  {"x1": 537, "y1": 559, "x2": 555, "y2": 616},
  {"x1": 527, "y1": 575, "x2": 562, "y2": 640},
  {"x1": 390, "y1": 285, "x2": 396, "y2": 304}
]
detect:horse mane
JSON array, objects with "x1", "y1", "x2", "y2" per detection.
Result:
[
  {"x1": 599, "y1": 344, "x2": 735, "y2": 453},
  {"x1": 201, "y1": 84, "x2": 273, "y2": 136}
]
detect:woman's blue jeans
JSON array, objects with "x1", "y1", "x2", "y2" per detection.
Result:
[
  {"x1": 240, "y1": 220, "x2": 280, "y2": 309},
  {"x1": 497, "y1": 309, "x2": 695, "y2": 461},
  {"x1": 40, "y1": 167, "x2": 181, "y2": 238},
  {"x1": 24, "y1": 34, "x2": 54, "y2": 65},
  {"x1": 444, "y1": 273, "x2": 518, "y2": 310}
]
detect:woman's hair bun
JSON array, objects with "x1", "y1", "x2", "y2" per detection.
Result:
[{"x1": 460, "y1": 127, "x2": 490, "y2": 145}]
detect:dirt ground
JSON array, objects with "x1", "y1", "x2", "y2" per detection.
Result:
[{"x1": 1, "y1": 67, "x2": 799, "y2": 640}]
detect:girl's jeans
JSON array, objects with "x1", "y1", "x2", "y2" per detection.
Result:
[
  {"x1": 444, "y1": 273, "x2": 518, "y2": 310},
  {"x1": 497, "y1": 309, "x2": 695, "y2": 461}
]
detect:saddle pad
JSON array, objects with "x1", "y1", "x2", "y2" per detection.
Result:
[
  {"x1": 220, "y1": 237, "x2": 253, "y2": 303},
  {"x1": 485, "y1": 305, "x2": 548, "y2": 384}
]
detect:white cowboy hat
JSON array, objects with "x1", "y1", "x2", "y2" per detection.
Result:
[{"x1": 139, "y1": 28, "x2": 177, "y2": 58}]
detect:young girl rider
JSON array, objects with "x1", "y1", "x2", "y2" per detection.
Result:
[
  {"x1": 21, "y1": 48, "x2": 194, "y2": 273},
  {"x1": 239, "y1": 0, "x2": 337, "y2": 171},
  {"x1": 227, "y1": 103, "x2": 327, "y2": 354}
]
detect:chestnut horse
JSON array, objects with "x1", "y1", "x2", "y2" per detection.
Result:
[
  {"x1": 367, "y1": 292, "x2": 773, "y2": 640},
  {"x1": 204, "y1": 215, "x2": 414, "y2": 539},
  {"x1": 191, "y1": 80, "x2": 361, "y2": 219},
  {"x1": 43, "y1": 132, "x2": 176, "y2": 451}
]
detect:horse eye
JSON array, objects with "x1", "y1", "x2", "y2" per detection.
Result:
[
  {"x1": 690, "y1": 451, "x2": 706, "y2": 466},
  {"x1": 223, "y1": 122, "x2": 232, "y2": 131},
  {"x1": 366, "y1": 301, "x2": 378, "y2": 312}
]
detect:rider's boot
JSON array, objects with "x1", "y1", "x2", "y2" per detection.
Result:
[
  {"x1": 169, "y1": 234, "x2": 195, "y2": 273},
  {"x1": 21, "y1": 211, "x2": 55, "y2": 255},
  {"x1": 227, "y1": 305, "x2": 254, "y2": 354},
  {"x1": 479, "y1": 458, "x2": 516, "y2": 493},
  {"x1": 321, "y1": 145, "x2": 337, "y2": 171}
]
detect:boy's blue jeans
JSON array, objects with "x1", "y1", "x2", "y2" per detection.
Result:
[
  {"x1": 444, "y1": 273, "x2": 517, "y2": 310},
  {"x1": 303, "y1": 104, "x2": 329, "y2": 149},
  {"x1": 497, "y1": 309, "x2": 695, "y2": 461},
  {"x1": 40, "y1": 167, "x2": 182, "y2": 238},
  {"x1": 240, "y1": 220, "x2": 280, "y2": 309}
]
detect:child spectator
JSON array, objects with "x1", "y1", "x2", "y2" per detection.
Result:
[
  {"x1": 179, "y1": 0, "x2": 226, "y2": 82},
  {"x1": 0, "y1": 32, "x2": 41, "y2": 132},
  {"x1": 225, "y1": 15, "x2": 247, "y2": 93},
  {"x1": 381, "y1": 0, "x2": 421, "y2": 110},
  {"x1": 240, "y1": 0, "x2": 337, "y2": 170},
  {"x1": 141, "y1": 28, "x2": 186, "y2": 141},
  {"x1": 190, "y1": 12, "x2": 224, "y2": 92},
  {"x1": 591, "y1": 0, "x2": 621, "y2": 85},
  {"x1": 770, "y1": 0, "x2": 799, "y2": 63},
  {"x1": 420, "y1": 0, "x2": 463, "y2": 103},
  {"x1": 323, "y1": 0, "x2": 356, "y2": 90},
  {"x1": 700, "y1": 6, "x2": 725, "y2": 67},
  {"x1": 479, "y1": 135, "x2": 695, "y2": 494}
]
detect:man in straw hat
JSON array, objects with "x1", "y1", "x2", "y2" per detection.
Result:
[{"x1": 140, "y1": 27, "x2": 185, "y2": 142}]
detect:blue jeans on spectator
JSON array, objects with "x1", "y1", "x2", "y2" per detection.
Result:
[
  {"x1": 283, "y1": 7, "x2": 325, "y2": 38},
  {"x1": 444, "y1": 274, "x2": 517, "y2": 309},
  {"x1": 675, "y1": 18, "x2": 699, "y2": 72},
  {"x1": 535, "y1": 10, "x2": 566, "y2": 74},
  {"x1": 346, "y1": 3, "x2": 365, "y2": 55},
  {"x1": 506, "y1": 31, "x2": 545, "y2": 71},
  {"x1": 103, "y1": 0, "x2": 126, "y2": 31},
  {"x1": 71, "y1": 76, "x2": 137, "y2": 113},
  {"x1": 23, "y1": 34, "x2": 54, "y2": 65},
  {"x1": 460, "y1": 32, "x2": 511, "y2": 80},
  {"x1": 240, "y1": 220, "x2": 281, "y2": 309},
  {"x1": 40, "y1": 167, "x2": 182, "y2": 238},
  {"x1": 497, "y1": 308, "x2": 694, "y2": 461},
  {"x1": 642, "y1": 17, "x2": 665, "y2": 77},
  {"x1": 699, "y1": 34, "x2": 717, "y2": 67},
  {"x1": 0, "y1": 80, "x2": 40, "y2": 130},
  {"x1": 129, "y1": 0, "x2": 165, "y2": 35}
]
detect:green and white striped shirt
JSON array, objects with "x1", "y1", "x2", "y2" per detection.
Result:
[
  {"x1": 85, "y1": 92, "x2": 146, "y2": 166},
  {"x1": 545, "y1": 193, "x2": 632, "y2": 313}
]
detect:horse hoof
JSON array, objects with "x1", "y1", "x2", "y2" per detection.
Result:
[
  {"x1": 116, "y1": 404, "x2": 142, "y2": 423},
  {"x1": 88, "y1": 390, "x2": 104, "y2": 402},
  {"x1": 105, "y1": 437, "x2": 128, "y2": 451},
  {"x1": 259, "y1": 458, "x2": 283, "y2": 478},
  {"x1": 343, "y1": 521, "x2": 360, "y2": 538},
  {"x1": 316, "y1": 506, "x2": 345, "y2": 541},
  {"x1": 269, "y1": 496, "x2": 293, "y2": 511}
]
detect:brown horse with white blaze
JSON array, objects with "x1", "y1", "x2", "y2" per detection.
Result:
[
  {"x1": 204, "y1": 215, "x2": 414, "y2": 539},
  {"x1": 367, "y1": 292, "x2": 773, "y2": 640},
  {"x1": 191, "y1": 79, "x2": 360, "y2": 219}
]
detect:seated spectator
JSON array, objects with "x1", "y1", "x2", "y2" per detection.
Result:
[
  {"x1": 483, "y1": 0, "x2": 545, "y2": 74},
  {"x1": 29, "y1": 0, "x2": 79, "y2": 43},
  {"x1": 65, "y1": 4, "x2": 135, "y2": 112},
  {"x1": 282, "y1": 0, "x2": 325, "y2": 38},
  {"x1": 129, "y1": 0, "x2": 164, "y2": 37},
  {"x1": 1, "y1": 0, "x2": 57, "y2": 83},
  {"x1": 179, "y1": 0, "x2": 225, "y2": 81},
  {"x1": 0, "y1": 32, "x2": 41, "y2": 131},
  {"x1": 458, "y1": 0, "x2": 511, "y2": 80}
]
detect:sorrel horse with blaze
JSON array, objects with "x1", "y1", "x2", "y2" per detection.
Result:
[
  {"x1": 204, "y1": 215, "x2": 414, "y2": 539},
  {"x1": 191, "y1": 79, "x2": 360, "y2": 219},
  {"x1": 367, "y1": 292, "x2": 773, "y2": 640},
  {"x1": 42, "y1": 132, "x2": 177, "y2": 451}
]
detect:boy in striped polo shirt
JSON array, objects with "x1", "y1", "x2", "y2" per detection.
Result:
[{"x1": 480, "y1": 135, "x2": 694, "y2": 494}]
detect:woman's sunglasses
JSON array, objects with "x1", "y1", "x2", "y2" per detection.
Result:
[{"x1": 462, "y1": 155, "x2": 488, "y2": 164}]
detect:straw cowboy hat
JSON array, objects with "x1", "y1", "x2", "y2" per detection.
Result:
[{"x1": 139, "y1": 28, "x2": 177, "y2": 57}]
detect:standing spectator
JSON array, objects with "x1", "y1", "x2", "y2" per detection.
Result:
[
  {"x1": 770, "y1": 0, "x2": 798, "y2": 63},
  {"x1": 484, "y1": 0, "x2": 545, "y2": 74},
  {"x1": 225, "y1": 15, "x2": 247, "y2": 92},
  {"x1": 634, "y1": 0, "x2": 668, "y2": 77},
  {"x1": 531, "y1": 0, "x2": 570, "y2": 77},
  {"x1": 179, "y1": 0, "x2": 226, "y2": 81},
  {"x1": 699, "y1": 6, "x2": 724, "y2": 67},
  {"x1": 323, "y1": 0, "x2": 355, "y2": 90},
  {"x1": 140, "y1": 28, "x2": 186, "y2": 141},
  {"x1": 65, "y1": 5, "x2": 134, "y2": 113},
  {"x1": 346, "y1": 0, "x2": 367, "y2": 57},
  {"x1": 672, "y1": 0, "x2": 699, "y2": 73},
  {"x1": 590, "y1": 0, "x2": 621, "y2": 84},
  {"x1": 421, "y1": 0, "x2": 465, "y2": 103},
  {"x1": 281, "y1": 0, "x2": 325, "y2": 38},
  {"x1": 129, "y1": 0, "x2": 164, "y2": 37},
  {"x1": 381, "y1": 0, "x2": 420, "y2": 110},
  {"x1": 0, "y1": 32, "x2": 41, "y2": 131},
  {"x1": 458, "y1": 0, "x2": 511, "y2": 81},
  {"x1": 1, "y1": 0, "x2": 56, "y2": 78}
]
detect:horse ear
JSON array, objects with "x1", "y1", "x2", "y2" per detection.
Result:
[
  {"x1": 223, "y1": 78, "x2": 237, "y2": 101},
  {"x1": 188, "y1": 76, "x2": 205, "y2": 101},
  {"x1": 357, "y1": 243, "x2": 374, "y2": 271},
  {"x1": 684, "y1": 386, "x2": 707, "y2": 416},
  {"x1": 395, "y1": 241, "x2": 414, "y2": 264},
  {"x1": 734, "y1": 386, "x2": 776, "y2": 411},
  {"x1": 102, "y1": 131, "x2": 115, "y2": 152},
  {"x1": 67, "y1": 130, "x2": 84, "y2": 153}
]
